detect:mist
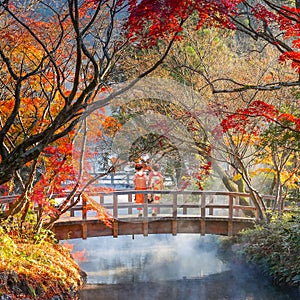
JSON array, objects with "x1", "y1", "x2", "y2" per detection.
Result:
[
  {"x1": 70, "y1": 234, "x2": 228, "y2": 284},
  {"x1": 67, "y1": 234, "x2": 299, "y2": 300}
]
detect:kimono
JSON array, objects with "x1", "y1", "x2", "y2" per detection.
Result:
[
  {"x1": 133, "y1": 171, "x2": 147, "y2": 210},
  {"x1": 148, "y1": 171, "x2": 164, "y2": 213}
]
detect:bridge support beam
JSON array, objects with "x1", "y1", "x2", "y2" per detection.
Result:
[
  {"x1": 113, "y1": 220, "x2": 118, "y2": 238},
  {"x1": 82, "y1": 223, "x2": 87, "y2": 240},
  {"x1": 143, "y1": 220, "x2": 148, "y2": 236},
  {"x1": 172, "y1": 220, "x2": 177, "y2": 236},
  {"x1": 228, "y1": 221, "x2": 233, "y2": 236},
  {"x1": 200, "y1": 219, "x2": 206, "y2": 236},
  {"x1": 201, "y1": 194, "x2": 206, "y2": 236},
  {"x1": 228, "y1": 195, "x2": 233, "y2": 236}
]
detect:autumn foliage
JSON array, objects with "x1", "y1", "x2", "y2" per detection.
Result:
[
  {"x1": 214, "y1": 99, "x2": 299, "y2": 212},
  {"x1": 218, "y1": 100, "x2": 300, "y2": 135},
  {"x1": 237, "y1": 2, "x2": 300, "y2": 74},
  {"x1": 0, "y1": 0, "x2": 299, "y2": 242},
  {"x1": 125, "y1": 0, "x2": 243, "y2": 47}
]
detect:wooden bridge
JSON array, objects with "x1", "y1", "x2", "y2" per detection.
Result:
[{"x1": 51, "y1": 190, "x2": 263, "y2": 240}]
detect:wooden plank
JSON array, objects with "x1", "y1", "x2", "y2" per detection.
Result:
[
  {"x1": 233, "y1": 205, "x2": 256, "y2": 211},
  {"x1": 206, "y1": 204, "x2": 229, "y2": 209}
]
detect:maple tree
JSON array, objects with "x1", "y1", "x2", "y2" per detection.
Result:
[
  {"x1": 0, "y1": 0, "x2": 250, "y2": 228},
  {"x1": 117, "y1": 15, "x2": 300, "y2": 220},
  {"x1": 1, "y1": 0, "x2": 300, "y2": 229},
  {"x1": 214, "y1": 100, "x2": 299, "y2": 216},
  {"x1": 5, "y1": 0, "x2": 300, "y2": 296},
  {"x1": 169, "y1": 9, "x2": 300, "y2": 214},
  {"x1": 211, "y1": 0, "x2": 300, "y2": 92}
]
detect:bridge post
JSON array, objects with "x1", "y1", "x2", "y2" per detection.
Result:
[
  {"x1": 100, "y1": 194, "x2": 104, "y2": 204},
  {"x1": 172, "y1": 193, "x2": 177, "y2": 218},
  {"x1": 82, "y1": 223, "x2": 87, "y2": 239},
  {"x1": 113, "y1": 219, "x2": 118, "y2": 238},
  {"x1": 113, "y1": 194, "x2": 118, "y2": 218},
  {"x1": 143, "y1": 220, "x2": 148, "y2": 236},
  {"x1": 228, "y1": 195, "x2": 233, "y2": 236},
  {"x1": 143, "y1": 193, "x2": 148, "y2": 236},
  {"x1": 200, "y1": 194, "x2": 206, "y2": 236},
  {"x1": 172, "y1": 220, "x2": 177, "y2": 236},
  {"x1": 183, "y1": 194, "x2": 187, "y2": 215},
  {"x1": 111, "y1": 173, "x2": 114, "y2": 186},
  {"x1": 82, "y1": 194, "x2": 87, "y2": 220},
  {"x1": 143, "y1": 194, "x2": 148, "y2": 218},
  {"x1": 128, "y1": 194, "x2": 133, "y2": 215},
  {"x1": 172, "y1": 193, "x2": 178, "y2": 236},
  {"x1": 70, "y1": 197, "x2": 75, "y2": 217},
  {"x1": 208, "y1": 195, "x2": 214, "y2": 215}
]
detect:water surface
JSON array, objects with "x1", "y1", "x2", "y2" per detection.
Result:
[{"x1": 68, "y1": 234, "x2": 299, "y2": 300}]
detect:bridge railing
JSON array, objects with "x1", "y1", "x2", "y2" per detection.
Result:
[
  {"x1": 66, "y1": 190, "x2": 259, "y2": 221},
  {"x1": 2, "y1": 191, "x2": 297, "y2": 221}
]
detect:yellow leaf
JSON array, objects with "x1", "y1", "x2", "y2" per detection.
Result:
[{"x1": 233, "y1": 173, "x2": 242, "y2": 181}]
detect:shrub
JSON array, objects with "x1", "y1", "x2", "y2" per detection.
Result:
[
  {"x1": 237, "y1": 212, "x2": 300, "y2": 286},
  {"x1": 0, "y1": 214, "x2": 83, "y2": 299}
]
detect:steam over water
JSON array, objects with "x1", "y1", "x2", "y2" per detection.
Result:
[
  {"x1": 73, "y1": 235, "x2": 227, "y2": 284},
  {"x1": 68, "y1": 234, "x2": 300, "y2": 300}
]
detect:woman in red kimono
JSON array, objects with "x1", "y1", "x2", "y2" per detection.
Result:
[{"x1": 133, "y1": 164, "x2": 147, "y2": 217}]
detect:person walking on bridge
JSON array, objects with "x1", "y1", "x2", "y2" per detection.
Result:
[
  {"x1": 133, "y1": 163, "x2": 147, "y2": 217},
  {"x1": 148, "y1": 164, "x2": 164, "y2": 216}
]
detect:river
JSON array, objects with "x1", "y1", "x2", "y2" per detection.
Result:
[{"x1": 66, "y1": 234, "x2": 300, "y2": 300}]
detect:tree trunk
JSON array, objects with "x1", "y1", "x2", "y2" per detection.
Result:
[
  {"x1": 237, "y1": 162, "x2": 266, "y2": 221},
  {"x1": 211, "y1": 159, "x2": 238, "y2": 192},
  {"x1": 210, "y1": 158, "x2": 256, "y2": 217},
  {"x1": 274, "y1": 171, "x2": 284, "y2": 215}
]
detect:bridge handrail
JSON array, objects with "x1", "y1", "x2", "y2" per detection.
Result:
[
  {"x1": 71, "y1": 190, "x2": 259, "y2": 221},
  {"x1": 0, "y1": 190, "x2": 281, "y2": 201},
  {"x1": 0, "y1": 190, "x2": 257, "y2": 219},
  {"x1": 1, "y1": 190, "x2": 297, "y2": 222}
]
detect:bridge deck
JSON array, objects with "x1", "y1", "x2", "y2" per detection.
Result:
[{"x1": 53, "y1": 215, "x2": 255, "y2": 239}]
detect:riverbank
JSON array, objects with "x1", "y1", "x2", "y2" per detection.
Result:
[
  {"x1": 0, "y1": 226, "x2": 84, "y2": 299},
  {"x1": 226, "y1": 212, "x2": 300, "y2": 287}
]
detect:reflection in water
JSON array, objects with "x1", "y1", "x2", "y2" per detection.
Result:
[
  {"x1": 68, "y1": 234, "x2": 300, "y2": 300},
  {"x1": 79, "y1": 272, "x2": 300, "y2": 300}
]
